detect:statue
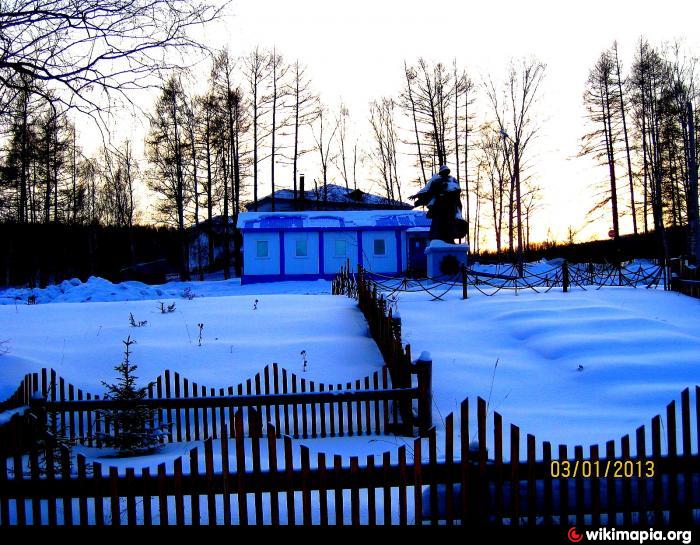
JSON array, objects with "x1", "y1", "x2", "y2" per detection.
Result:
[{"x1": 410, "y1": 165, "x2": 469, "y2": 243}]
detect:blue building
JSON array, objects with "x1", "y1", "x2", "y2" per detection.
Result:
[{"x1": 236, "y1": 210, "x2": 431, "y2": 284}]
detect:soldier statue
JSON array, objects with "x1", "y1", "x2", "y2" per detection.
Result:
[{"x1": 410, "y1": 165, "x2": 468, "y2": 243}]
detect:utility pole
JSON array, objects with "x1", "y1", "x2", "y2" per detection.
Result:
[{"x1": 687, "y1": 101, "x2": 700, "y2": 263}]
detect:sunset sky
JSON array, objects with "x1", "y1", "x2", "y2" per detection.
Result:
[{"x1": 101, "y1": 0, "x2": 700, "y2": 246}]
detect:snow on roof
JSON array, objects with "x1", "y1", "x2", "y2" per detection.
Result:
[
  {"x1": 237, "y1": 210, "x2": 430, "y2": 230},
  {"x1": 259, "y1": 184, "x2": 411, "y2": 207}
]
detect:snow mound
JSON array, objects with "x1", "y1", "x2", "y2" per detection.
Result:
[
  {"x1": 397, "y1": 286, "x2": 700, "y2": 447},
  {"x1": 0, "y1": 276, "x2": 332, "y2": 305}
]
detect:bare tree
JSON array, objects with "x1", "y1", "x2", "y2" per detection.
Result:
[
  {"x1": 613, "y1": 41, "x2": 638, "y2": 234},
  {"x1": 242, "y1": 47, "x2": 271, "y2": 211},
  {"x1": 145, "y1": 74, "x2": 190, "y2": 280},
  {"x1": 486, "y1": 57, "x2": 546, "y2": 270},
  {"x1": 400, "y1": 61, "x2": 428, "y2": 184},
  {"x1": 581, "y1": 48, "x2": 622, "y2": 241},
  {"x1": 312, "y1": 106, "x2": 338, "y2": 201},
  {"x1": 0, "y1": 0, "x2": 224, "y2": 118},
  {"x1": 286, "y1": 60, "x2": 318, "y2": 204},
  {"x1": 266, "y1": 47, "x2": 290, "y2": 211},
  {"x1": 369, "y1": 98, "x2": 403, "y2": 203}
]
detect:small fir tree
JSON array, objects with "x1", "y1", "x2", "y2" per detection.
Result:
[{"x1": 96, "y1": 336, "x2": 167, "y2": 456}]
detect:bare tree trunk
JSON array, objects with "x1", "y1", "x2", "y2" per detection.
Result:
[
  {"x1": 688, "y1": 100, "x2": 700, "y2": 262},
  {"x1": 603, "y1": 78, "x2": 620, "y2": 240},
  {"x1": 614, "y1": 43, "x2": 637, "y2": 234}
]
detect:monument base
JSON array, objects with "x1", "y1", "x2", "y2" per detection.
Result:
[{"x1": 425, "y1": 240, "x2": 469, "y2": 279}]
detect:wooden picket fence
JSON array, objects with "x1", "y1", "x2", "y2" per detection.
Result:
[
  {"x1": 0, "y1": 360, "x2": 434, "y2": 456},
  {"x1": 1, "y1": 386, "x2": 698, "y2": 526},
  {"x1": 333, "y1": 264, "x2": 417, "y2": 429}
]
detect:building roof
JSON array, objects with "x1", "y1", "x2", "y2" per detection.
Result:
[
  {"x1": 246, "y1": 184, "x2": 413, "y2": 210},
  {"x1": 237, "y1": 210, "x2": 430, "y2": 231}
]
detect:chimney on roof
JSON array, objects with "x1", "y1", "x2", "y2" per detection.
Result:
[{"x1": 299, "y1": 173, "x2": 305, "y2": 210}]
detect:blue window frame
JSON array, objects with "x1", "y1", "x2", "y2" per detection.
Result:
[
  {"x1": 256, "y1": 240, "x2": 269, "y2": 258},
  {"x1": 373, "y1": 238, "x2": 386, "y2": 256},
  {"x1": 334, "y1": 239, "x2": 347, "y2": 257},
  {"x1": 295, "y1": 238, "x2": 308, "y2": 257}
]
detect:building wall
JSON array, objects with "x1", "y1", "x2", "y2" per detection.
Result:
[
  {"x1": 361, "y1": 230, "x2": 398, "y2": 274},
  {"x1": 243, "y1": 232, "x2": 280, "y2": 276},
  {"x1": 323, "y1": 231, "x2": 359, "y2": 275},
  {"x1": 242, "y1": 227, "x2": 408, "y2": 281},
  {"x1": 283, "y1": 232, "x2": 320, "y2": 275}
]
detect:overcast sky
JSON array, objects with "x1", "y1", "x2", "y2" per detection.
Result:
[{"x1": 104, "y1": 0, "x2": 700, "y2": 245}]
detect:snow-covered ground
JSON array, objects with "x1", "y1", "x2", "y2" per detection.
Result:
[
  {"x1": 0, "y1": 288, "x2": 382, "y2": 399},
  {"x1": 1, "y1": 266, "x2": 698, "y2": 451},
  {"x1": 397, "y1": 286, "x2": 700, "y2": 448}
]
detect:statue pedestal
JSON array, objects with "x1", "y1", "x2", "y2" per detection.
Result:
[{"x1": 425, "y1": 240, "x2": 469, "y2": 279}]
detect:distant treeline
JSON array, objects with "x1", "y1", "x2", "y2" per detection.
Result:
[
  {"x1": 474, "y1": 227, "x2": 687, "y2": 264},
  {"x1": 0, "y1": 222, "x2": 181, "y2": 288}
]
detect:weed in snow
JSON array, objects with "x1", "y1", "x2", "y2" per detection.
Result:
[
  {"x1": 157, "y1": 301, "x2": 176, "y2": 314},
  {"x1": 181, "y1": 287, "x2": 196, "y2": 300},
  {"x1": 129, "y1": 312, "x2": 147, "y2": 327}
]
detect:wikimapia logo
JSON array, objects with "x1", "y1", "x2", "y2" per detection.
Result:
[{"x1": 567, "y1": 527, "x2": 693, "y2": 544}]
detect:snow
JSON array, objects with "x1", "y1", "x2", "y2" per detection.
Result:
[
  {"x1": 0, "y1": 290, "x2": 383, "y2": 399},
  {"x1": 426, "y1": 240, "x2": 468, "y2": 250},
  {"x1": 0, "y1": 258, "x2": 697, "y2": 454},
  {"x1": 396, "y1": 285, "x2": 700, "y2": 449},
  {"x1": 237, "y1": 209, "x2": 430, "y2": 230},
  {"x1": 0, "y1": 275, "x2": 332, "y2": 305},
  {"x1": 0, "y1": 405, "x2": 28, "y2": 426}
]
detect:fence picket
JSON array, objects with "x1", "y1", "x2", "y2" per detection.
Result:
[
  {"x1": 301, "y1": 446, "x2": 312, "y2": 526},
  {"x1": 221, "y1": 423, "x2": 231, "y2": 526},
  {"x1": 142, "y1": 467, "x2": 152, "y2": 526},
  {"x1": 157, "y1": 463, "x2": 167, "y2": 525},
  {"x1": 590, "y1": 445, "x2": 601, "y2": 526},
  {"x1": 109, "y1": 466, "x2": 120, "y2": 526},
  {"x1": 125, "y1": 467, "x2": 136, "y2": 526},
  {"x1": 284, "y1": 436, "x2": 295, "y2": 525},
  {"x1": 334, "y1": 455, "x2": 343, "y2": 526},
  {"x1": 205, "y1": 437, "x2": 216, "y2": 525},
  {"x1": 234, "y1": 410, "x2": 248, "y2": 525},
  {"x1": 190, "y1": 446, "x2": 200, "y2": 526},
  {"x1": 494, "y1": 411, "x2": 504, "y2": 525},
  {"x1": 266, "y1": 423, "x2": 279, "y2": 526},
  {"x1": 366, "y1": 455, "x2": 375, "y2": 526}
]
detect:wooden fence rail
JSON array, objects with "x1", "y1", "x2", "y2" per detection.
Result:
[
  {"x1": 0, "y1": 358, "x2": 433, "y2": 454},
  {"x1": 1, "y1": 386, "x2": 698, "y2": 526}
]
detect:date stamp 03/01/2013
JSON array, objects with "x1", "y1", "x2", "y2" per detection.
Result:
[{"x1": 549, "y1": 459, "x2": 655, "y2": 479}]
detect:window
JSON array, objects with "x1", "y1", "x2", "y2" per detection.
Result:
[
  {"x1": 295, "y1": 238, "x2": 308, "y2": 257},
  {"x1": 334, "y1": 239, "x2": 347, "y2": 257},
  {"x1": 373, "y1": 238, "x2": 386, "y2": 256},
  {"x1": 256, "y1": 240, "x2": 269, "y2": 258}
]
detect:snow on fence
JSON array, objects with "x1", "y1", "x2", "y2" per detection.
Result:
[
  {"x1": 1, "y1": 387, "x2": 699, "y2": 526},
  {"x1": 0, "y1": 360, "x2": 434, "y2": 453},
  {"x1": 670, "y1": 258, "x2": 700, "y2": 299}
]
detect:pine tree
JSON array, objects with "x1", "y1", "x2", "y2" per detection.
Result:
[{"x1": 96, "y1": 336, "x2": 167, "y2": 456}]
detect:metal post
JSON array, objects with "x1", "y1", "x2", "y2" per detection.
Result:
[
  {"x1": 462, "y1": 264, "x2": 468, "y2": 300},
  {"x1": 562, "y1": 260, "x2": 569, "y2": 293}
]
